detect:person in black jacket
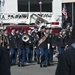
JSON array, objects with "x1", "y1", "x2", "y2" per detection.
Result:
[
  {"x1": 2, "y1": 29, "x2": 10, "y2": 50},
  {"x1": 31, "y1": 27, "x2": 38, "y2": 62},
  {"x1": 8, "y1": 28, "x2": 17, "y2": 65},
  {"x1": 0, "y1": 46, "x2": 11, "y2": 75},
  {"x1": 57, "y1": 30, "x2": 66, "y2": 58},
  {"x1": 49, "y1": 28, "x2": 56, "y2": 63},
  {"x1": 47, "y1": 28, "x2": 53, "y2": 65},
  {"x1": 55, "y1": 26, "x2": 75, "y2": 75},
  {"x1": 26, "y1": 28, "x2": 33, "y2": 63},
  {"x1": 37, "y1": 26, "x2": 48, "y2": 67},
  {"x1": 17, "y1": 29, "x2": 26, "y2": 67}
]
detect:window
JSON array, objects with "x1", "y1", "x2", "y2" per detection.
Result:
[{"x1": 18, "y1": 0, "x2": 52, "y2": 12}]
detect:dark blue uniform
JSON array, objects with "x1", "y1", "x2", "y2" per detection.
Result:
[
  {"x1": 8, "y1": 33, "x2": 17, "y2": 65},
  {"x1": 47, "y1": 33, "x2": 53, "y2": 65},
  {"x1": 57, "y1": 34, "x2": 66, "y2": 58},
  {"x1": 26, "y1": 34, "x2": 33, "y2": 63},
  {"x1": 17, "y1": 33, "x2": 26, "y2": 66},
  {"x1": 37, "y1": 31, "x2": 49, "y2": 67}
]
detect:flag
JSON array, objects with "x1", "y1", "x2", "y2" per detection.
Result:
[{"x1": 62, "y1": 4, "x2": 67, "y2": 16}]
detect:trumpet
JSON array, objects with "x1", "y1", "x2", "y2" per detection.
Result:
[{"x1": 22, "y1": 34, "x2": 29, "y2": 42}]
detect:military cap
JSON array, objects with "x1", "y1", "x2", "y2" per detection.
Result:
[{"x1": 41, "y1": 26, "x2": 45, "y2": 29}]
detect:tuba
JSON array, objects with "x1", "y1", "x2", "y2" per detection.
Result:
[{"x1": 22, "y1": 34, "x2": 29, "y2": 42}]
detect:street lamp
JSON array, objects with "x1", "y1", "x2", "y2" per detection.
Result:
[{"x1": 39, "y1": 1, "x2": 42, "y2": 17}]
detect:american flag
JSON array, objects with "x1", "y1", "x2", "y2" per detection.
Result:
[{"x1": 62, "y1": 4, "x2": 67, "y2": 16}]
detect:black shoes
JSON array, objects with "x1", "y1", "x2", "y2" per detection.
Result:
[
  {"x1": 40, "y1": 64, "x2": 47, "y2": 68},
  {"x1": 40, "y1": 64, "x2": 43, "y2": 67},
  {"x1": 43, "y1": 65, "x2": 47, "y2": 67},
  {"x1": 18, "y1": 63, "x2": 25, "y2": 67},
  {"x1": 18, "y1": 64, "x2": 20, "y2": 67},
  {"x1": 37, "y1": 61, "x2": 40, "y2": 64},
  {"x1": 21, "y1": 64, "x2": 25, "y2": 67}
]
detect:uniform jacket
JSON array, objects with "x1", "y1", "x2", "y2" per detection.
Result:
[
  {"x1": 50, "y1": 33, "x2": 57, "y2": 46},
  {"x1": 26, "y1": 34, "x2": 33, "y2": 49},
  {"x1": 8, "y1": 33, "x2": 17, "y2": 48},
  {"x1": 47, "y1": 33, "x2": 53, "y2": 49},
  {"x1": 57, "y1": 34, "x2": 67, "y2": 47},
  {"x1": 3, "y1": 34, "x2": 9, "y2": 47},
  {"x1": 16, "y1": 33, "x2": 26, "y2": 49},
  {"x1": 37, "y1": 32, "x2": 48, "y2": 49}
]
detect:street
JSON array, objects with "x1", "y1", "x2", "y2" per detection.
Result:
[{"x1": 11, "y1": 58, "x2": 58, "y2": 75}]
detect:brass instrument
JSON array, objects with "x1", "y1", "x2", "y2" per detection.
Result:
[{"x1": 22, "y1": 34, "x2": 29, "y2": 42}]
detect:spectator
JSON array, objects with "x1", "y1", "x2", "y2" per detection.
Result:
[
  {"x1": 55, "y1": 26, "x2": 75, "y2": 75},
  {"x1": 0, "y1": 46, "x2": 11, "y2": 75}
]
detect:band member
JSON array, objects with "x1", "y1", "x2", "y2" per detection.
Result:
[
  {"x1": 2, "y1": 29, "x2": 9, "y2": 48},
  {"x1": 43, "y1": 28, "x2": 50, "y2": 67},
  {"x1": 49, "y1": 28, "x2": 56, "y2": 62},
  {"x1": 8, "y1": 28, "x2": 17, "y2": 65},
  {"x1": 31, "y1": 26, "x2": 38, "y2": 62},
  {"x1": 17, "y1": 28, "x2": 26, "y2": 67},
  {"x1": 35, "y1": 26, "x2": 45, "y2": 65},
  {"x1": 57, "y1": 30, "x2": 66, "y2": 58},
  {"x1": 26, "y1": 28, "x2": 33, "y2": 63},
  {"x1": 46, "y1": 28, "x2": 53, "y2": 65},
  {"x1": 37, "y1": 26, "x2": 48, "y2": 67}
]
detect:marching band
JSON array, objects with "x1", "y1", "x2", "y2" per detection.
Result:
[{"x1": 0, "y1": 25, "x2": 72, "y2": 68}]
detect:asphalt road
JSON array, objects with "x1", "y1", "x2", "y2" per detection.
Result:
[{"x1": 11, "y1": 58, "x2": 58, "y2": 75}]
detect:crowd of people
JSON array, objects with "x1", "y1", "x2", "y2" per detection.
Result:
[
  {"x1": 1, "y1": 23, "x2": 75, "y2": 75},
  {"x1": 0, "y1": 25, "x2": 73, "y2": 68}
]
